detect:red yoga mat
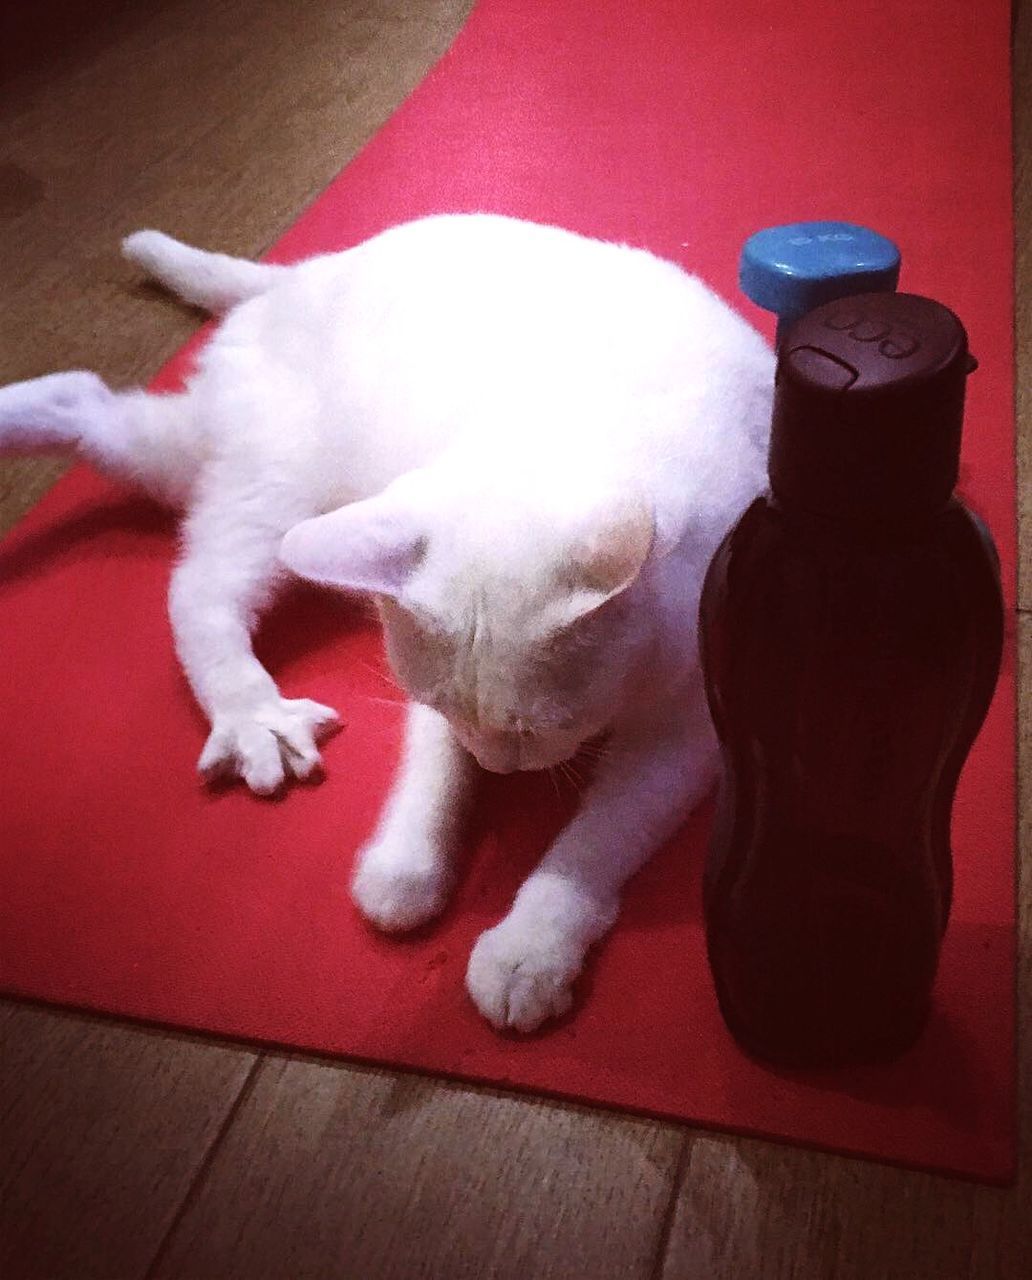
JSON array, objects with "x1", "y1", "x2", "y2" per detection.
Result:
[{"x1": 0, "y1": 0, "x2": 1016, "y2": 1181}]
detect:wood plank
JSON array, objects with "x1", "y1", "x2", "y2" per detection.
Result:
[
  {"x1": 663, "y1": 1134, "x2": 982, "y2": 1280},
  {"x1": 150, "y1": 1056, "x2": 686, "y2": 1280},
  {"x1": 0, "y1": 1002, "x2": 256, "y2": 1280}
]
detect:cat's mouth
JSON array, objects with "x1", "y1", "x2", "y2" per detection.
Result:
[
  {"x1": 470, "y1": 744, "x2": 577, "y2": 775},
  {"x1": 465, "y1": 729, "x2": 609, "y2": 776},
  {"x1": 455, "y1": 729, "x2": 580, "y2": 776}
]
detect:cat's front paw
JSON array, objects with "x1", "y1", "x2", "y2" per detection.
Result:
[
  {"x1": 466, "y1": 919, "x2": 584, "y2": 1033},
  {"x1": 199, "y1": 697, "x2": 340, "y2": 795},
  {"x1": 352, "y1": 839, "x2": 451, "y2": 933}
]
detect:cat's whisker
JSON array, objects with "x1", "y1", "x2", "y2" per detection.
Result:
[
  {"x1": 558, "y1": 757, "x2": 579, "y2": 782},
  {"x1": 360, "y1": 660, "x2": 403, "y2": 695},
  {"x1": 354, "y1": 720, "x2": 406, "y2": 746},
  {"x1": 547, "y1": 766, "x2": 562, "y2": 801},
  {"x1": 354, "y1": 693, "x2": 407, "y2": 711},
  {"x1": 556, "y1": 759, "x2": 585, "y2": 796}
]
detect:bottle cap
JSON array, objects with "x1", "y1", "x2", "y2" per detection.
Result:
[
  {"x1": 769, "y1": 293, "x2": 975, "y2": 522},
  {"x1": 741, "y1": 223, "x2": 901, "y2": 336}
]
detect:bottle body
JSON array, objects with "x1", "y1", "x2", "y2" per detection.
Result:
[{"x1": 700, "y1": 495, "x2": 1003, "y2": 1067}]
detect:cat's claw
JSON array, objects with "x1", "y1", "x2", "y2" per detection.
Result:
[
  {"x1": 352, "y1": 843, "x2": 451, "y2": 932},
  {"x1": 465, "y1": 920, "x2": 582, "y2": 1033},
  {"x1": 198, "y1": 697, "x2": 341, "y2": 795}
]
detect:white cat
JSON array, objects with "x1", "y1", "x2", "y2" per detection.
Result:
[{"x1": 0, "y1": 214, "x2": 774, "y2": 1031}]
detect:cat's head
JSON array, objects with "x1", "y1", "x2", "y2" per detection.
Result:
[{"x1": 279, "y1": 468, "x2": 656, "y2": 773}]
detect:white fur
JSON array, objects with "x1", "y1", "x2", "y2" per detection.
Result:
[{"x1": 0, "y1": 214, "x2": 774, "y2": 1031}]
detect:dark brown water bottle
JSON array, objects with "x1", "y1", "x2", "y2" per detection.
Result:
[{"x1": 699, "y1": 292, "x2": 1004, "y2": 1068}]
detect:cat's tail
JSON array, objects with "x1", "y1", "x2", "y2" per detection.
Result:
[{"x1": 122, "y1": 230, "x2": 283, "y2": 313}]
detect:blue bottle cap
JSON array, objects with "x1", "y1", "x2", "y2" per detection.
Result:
[{"x1": 740, "y1": 222, "x2": 901, "y2": 326}]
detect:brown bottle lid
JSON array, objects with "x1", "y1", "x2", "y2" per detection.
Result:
[{"x1": 769, "y1": 293, "x2": 975, "y2": 521}]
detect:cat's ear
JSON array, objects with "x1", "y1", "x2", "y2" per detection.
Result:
[
  {"x1": 565, "y1": 498, "x2": 655, "y2": 615},
  {"x1": 279, "y1": 494, "x2": 427, "y2": 598}
]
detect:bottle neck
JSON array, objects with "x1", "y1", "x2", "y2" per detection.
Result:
[{"x1": 765, "y1": 487, "x2": 957, "y2": 547}]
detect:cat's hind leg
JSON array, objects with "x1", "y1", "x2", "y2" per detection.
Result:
[
  {"x1": 170, "y1": 478, "x2": 340, "y2": 795},
  {"x1": 0, "y1": 371, "x2": 200, "y2": 506}
]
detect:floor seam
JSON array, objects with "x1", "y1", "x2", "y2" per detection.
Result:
[
  {"x1": 647, "y1": 1131, "x2": 693, "y2": 1280},
  {"x1": 141, "y1": 1052, "x2": 265, "y2": 1280}
]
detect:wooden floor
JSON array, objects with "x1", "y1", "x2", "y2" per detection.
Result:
[{"x1": 0, "y1": 1, "x2": 1028, "y2": 1276}]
